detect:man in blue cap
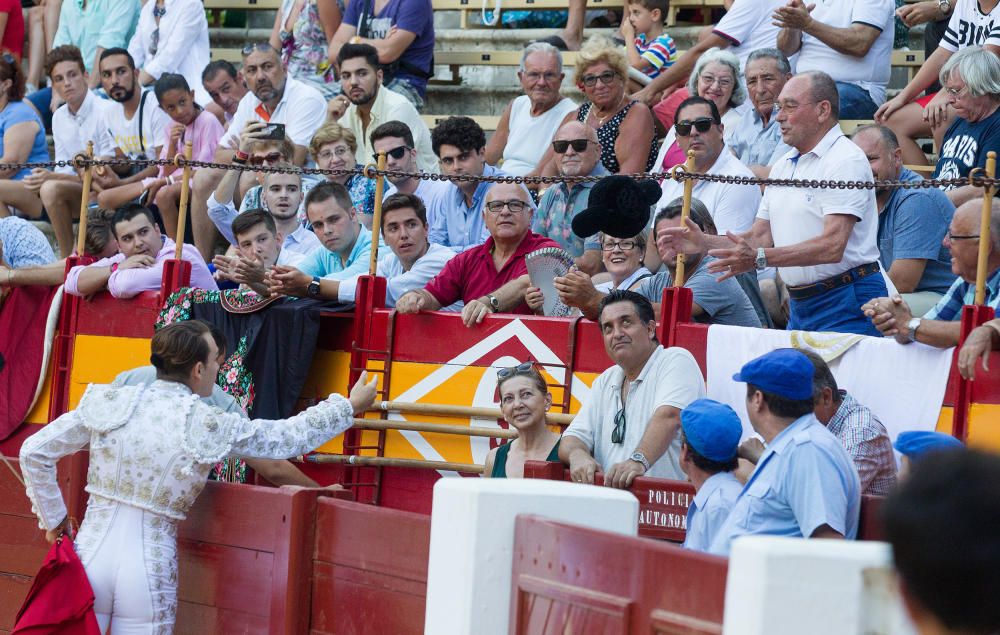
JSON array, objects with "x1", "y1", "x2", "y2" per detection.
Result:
[
  {"x1": 894, "y1": 431, "x2": 964, "y2": 481},
  {"x1": 708, "y1": 348, "x2": 861, "y2": 556},
  {"x1": 679, "y1": 399, "x2": 745, "y2": 552}
]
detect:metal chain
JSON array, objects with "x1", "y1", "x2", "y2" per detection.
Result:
[{"x1": 6, "y1": 157, "x2": 995, "y2": 191}]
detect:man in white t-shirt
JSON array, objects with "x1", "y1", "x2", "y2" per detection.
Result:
[
  {"x1": 560, "y1": 290, "x2": 706, "y2": 488},
  {"x1": 93, "y1": 47, "x2": 170, "y2": 210},
  {"x1": 775, "y1": 0, "x2": 894, "y2": 119},
  {"x1": 485, "y1": 42, "x2": 577, "y2": 178},
  {"x1": 190, "y1": 42, "x2": 326, "y2": 261},
  {"x1": 670, "y1": 72, "x2": 887, "y2": 335},
  {"x1": 634, "y1": 0, "x2": 787, "y2": 105}
]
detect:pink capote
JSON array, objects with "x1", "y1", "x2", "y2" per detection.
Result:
[{"x1": 13, "y1": 535, "x2": 100, "y2": 634}]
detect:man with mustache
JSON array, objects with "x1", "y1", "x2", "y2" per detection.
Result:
[{"x1": 727, "y1": 48, "x2": 794, "y2": 178}]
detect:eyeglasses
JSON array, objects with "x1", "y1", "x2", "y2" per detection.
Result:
[
  {"x1": 945, "y1": 85, "x2": 969, "y2": 98},
  {"x1": 674, "y1": 118, "x2": 715, "y2": 136},
  {"x1": 374, "y1": 145, "x2": 412, "y2": 161},
  {"x1": 611, "y1": 407, "x2": 626, "y2": 444},
  {"x1": 249, "y1": 151, "x2": 283, "y2": 164},
  {"x1": 522, "y1": 71, "x2": 560, "y2": 83},
  {"x1": 497, "y1": 361, "x2": 536, "y2": 381},
  {"x1": 580, "y1": 71, "x2": 618, "y2": 87},
  {"x1": 602, "y1": 239, "x2": 639, "y2": 251},
  {"x1": 699, "y1": 74, "x2": 734, "y2": 89},
  {"x1": 485, "y1": 199, "x2": 529, "y2": 214},
  {"x1": 776, "y1": 100, "x2": 818, "y2": 114},
  {"x1": 242, "y1": 42, "x2": 276, "y2": 56},
  {"x1": 552, "y1": 138, "x2": 595, "y2": 154},
  {"x1": 317, "y1": 146, "x2": 352, "y2": 161},
  {"x1": 947, "y1": 231, "x2": 980, "y2": 241}
]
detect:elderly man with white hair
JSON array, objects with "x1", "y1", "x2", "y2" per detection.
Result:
[
  {"x1": 728, "y1": 47, "x2": 794, "y2": 177},
  {"x1": 485, "y1": 42, "x2": 578, "y2": 179}
]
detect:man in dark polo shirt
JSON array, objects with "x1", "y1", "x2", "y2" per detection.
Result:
[{"x1": 396, "y1": 182, "x2": 560, "y2": 327}]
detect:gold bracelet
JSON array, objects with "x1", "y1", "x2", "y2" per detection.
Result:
[{"x1": 349, "y1": 35, "x2": 362, "y2": 44}]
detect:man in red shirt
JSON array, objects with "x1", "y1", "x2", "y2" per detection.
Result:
[{"x1": 396, "y1": 182, "x2": 560, "y2": 327}]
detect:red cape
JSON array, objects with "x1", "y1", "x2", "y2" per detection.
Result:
[
  {"x1": 13, "y1": 536, "x2": 100, "y2": 634},
  {"x1": 0, "y1": 285, "x2": 58, "y2": 440}
]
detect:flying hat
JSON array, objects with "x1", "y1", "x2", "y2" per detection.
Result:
[
  {"x1": 680, "y1": 399, "x2": 743, "y2": 462},
  {"x1": 571, "y1": 175, "x2": 661, "y2": 239},
  {"x1": 894, "y1": 431, "x2": 964, "y2": 460},
  {"x1": 732, "y1": 348, "x2": 814, "y2": 401}
]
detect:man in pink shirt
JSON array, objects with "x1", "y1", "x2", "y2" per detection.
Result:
[
  {"x1": 396, "y1": 183, "x2": 560, "y2": 327},
  {"x1": 65, "y1": 203, "x2": 216, "y2": 298}
]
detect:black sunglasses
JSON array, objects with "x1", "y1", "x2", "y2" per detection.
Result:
[
  {"x1": 552, "y1": 138, "x2": 594, "y2": 154},
  {"x1": 674, "y1": 117, "x2": 715, "y2": 137},
  {"x1": 375, "y1": 145, "x2": 411, "y2": 161},
  {"x1": 611, "y1": 407, "x2": 626, "y2": 444},
  {"x1": 249, "y1": 151, "x2": 283, "y2": 164},
  {"x1": 497, "y1": 361, "x2": 536, "y2": 381}
]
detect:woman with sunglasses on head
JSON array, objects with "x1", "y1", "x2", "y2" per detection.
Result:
[
  {"x1": 0, "y1": 54, "x2": 47, "y2": 184},
  {"x1": 310, "y1": 121, "x2": 377, "y2": 228},
  {"x1": 483, "y1": 362, "x2": 562, "y2": 479},
  {"x1": 653, "y1": 47, "x2": 749, "y2": 172},
  {"x1": 547, "y1": 36, "x2": 658, "y2": 177}
]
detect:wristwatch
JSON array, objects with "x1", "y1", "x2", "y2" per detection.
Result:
[
  {"x1": 907, "y1": 317, "x2": 922, "y2": 342},
  {"x1": 938, "y1": 0, "x2": 952, "y2": 15},
  {"x1": 629, "y1": 451, "x2": 650, "y2": 472},
  {"x1": 486, "y1": 293, "x2": 500, "y2": 312},
  {"x1": 755, "y1": 247, "x2": 768, "y2": 271},
  {"x1": 307, "y1": 276, "x2": 322, "y2": 297}
]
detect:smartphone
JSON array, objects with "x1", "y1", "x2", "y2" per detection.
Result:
[{"x1": 260, "y1": 123, "x2": 286, "y2": 140}]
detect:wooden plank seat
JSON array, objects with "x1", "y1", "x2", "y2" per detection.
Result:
[
  {"x1": 666, "y1": 0, "x2": 726, "y2": 27},
  {"x1": 203, "y1": 0, "x2": 281, "y2": 28},
  {"x1": 422, "y1": 114, "x2": 501, "y2": 132},
  {"x1": 432, "y1": 0, "x2": 624, "y2": 28}
]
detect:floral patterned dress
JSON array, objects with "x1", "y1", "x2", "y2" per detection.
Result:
[{"x1": 279, "y1": 0, "x2": 340, "y2": 98}]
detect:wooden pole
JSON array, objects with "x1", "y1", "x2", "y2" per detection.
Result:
[
  {"x1": 173, "y1": 141, "x2": 194, "y2": 260},
  {"x1": 975, "y1": 151, "x2": 997, "y2": 305},
  {"x1": 353, "y1": 418, "x2": 518, "y2": 439},
  {"x1": 368, "y1": 153, "x2": 386, "y2": 275},
  {"x1": 373, "y1": 400, "x2": 574, "y2": 425},
  {"x1": 674, "y1": 150, "x2": 696, "y2": 287},
  {"x1": 300, "y1": 453, "x2": 484, "y2": 474},
  {"x1": 75, "y1": 141, "x2": 94, "y2": 256}
]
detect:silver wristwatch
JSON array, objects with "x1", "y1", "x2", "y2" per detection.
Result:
[
  {"x1": 755, "y1": 247, "x2": 768, "y2": 271},
  {"x1": 629, "y1": 451, "x2": 650, "y2": 471},
  {"x1": 907, "y1": 317, "x2": 922, "y2": 342},
  {"x1": 938, "y1": 0, "x2": 952, "y2": 15},
  {"x1": 487, "y1": 293, "x2": 500, "y2": 312}
]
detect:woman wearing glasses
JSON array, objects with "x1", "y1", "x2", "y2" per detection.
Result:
[
  {"x1": 483, "y1": 363, "x2": 562, "y2": 479},
  {"x1": 554, "y1": 36, "x2": 658, "y2": 176},
  {"x1": 310, "y1": 122, "x2": 377, "y2": 227},
  {"x1": 653, "y1": 47, "x2": 748, "y2": 172}
]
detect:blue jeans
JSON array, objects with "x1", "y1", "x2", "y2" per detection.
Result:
[
  {"x1": 836, "y1": 82, "x2": 878, "y2": 120},
  {"x1": 787, "y1": 272, "x2": 887, "y2": 336}
]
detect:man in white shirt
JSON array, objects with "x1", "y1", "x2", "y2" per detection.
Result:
[
  {"x1": 775, "y1": 0, "x2": 894, "y2": 119},
  {"x1": 93, "y1": 47, "x2": 169, "y2": 211},
  {"x1": 338, "y1": 193, "x2": 456, "y2": 307},
  {"x1": 190, "y1": 42, "x2": 326, "y2": 260},
  {"x1": 201, "y1": 60, "x2": 248, "y2": 128},
  {"x1": 559, "y1": 290, "x2": 706, "y2": 488},
  {"x1": 371, "y1": 120, "x2": 445, "y2": 206},
  {"x1": 334, "y1": 43, "x2": 437, "y2": 173},
  {"x1": 0, "y1": 45, "x2": 114, "y2": 258},
  {"x1": 672, "y1": 72, "x2": 886, "y2": 335}
]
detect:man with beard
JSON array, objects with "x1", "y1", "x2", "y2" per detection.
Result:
[
  {"x1": 65, "y1": 203, "x2": 216, "y2": 298},
  {"x1": 93, "y1": 48, "x2": 170, "y2": 211},
  {"x1": 190, "y1": 42, "x2": 326, "y2": 261},
  {"x1": 333, "y1": 44, "x2": 436, "y2": 173}
]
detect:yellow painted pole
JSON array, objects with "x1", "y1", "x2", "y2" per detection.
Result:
[
  {"x1": 173, "y1": 141, "x2": 194, "y2": 260},
  {"x1": 368, "y1": 153, "x2": 386, "y2": 275},
  {"x1": 674, "y1": 150, "x2": 696, "y2": 287},
  {"x1": 75, "y1": 141, "x2": 94, "y2": 256},
  {"x1": 975, "y1": 151, "x2": 997, "y2": 305}
]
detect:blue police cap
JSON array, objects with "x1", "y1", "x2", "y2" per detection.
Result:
[
  {"x1": 732, "y1": 348, "x2": 814, "y2": 401},
  {"x1": 894, "y1": 431, "x2": 964, "y2": 460},
  {"x1": 681, "y1": 398, "x2": 743, "y2": 462}
]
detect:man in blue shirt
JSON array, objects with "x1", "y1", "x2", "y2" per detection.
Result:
[
  {"x1": 427, "y1": 116, "x2": 507, "y2": 251},
  {"x1": 709, "y1": 349, "x2": 861, "y2": 556},
  {"x1": 679, "y1": 399, "x2": 744, "y2": 553},
  {"x1": 267, "y1": 181, "x2": 373, "y2": 300},
  {"x1": 853, "y1": 124, "x2": 956, "y2": 316}
]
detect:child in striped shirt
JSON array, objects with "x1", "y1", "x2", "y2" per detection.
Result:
[{"x1": 621, "y1": 0, "x2": 678, "y2": 87}]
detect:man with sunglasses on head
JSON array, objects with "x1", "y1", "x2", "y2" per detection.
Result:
[
  {"x1": 333, "y1": 44, "x2": 437, "y2": 174},
  {"x1": 190, "y1": 42, "x2": 326, "y2": 261},
  {"x1": 532, "y1": 121, "x2": 607, "y2": 275},
  {"x1": 426, "y1": 116, "x2": 509, "y2": 251},
  {"x1": 396, "y1": 183, "x2": 559, "y2": 327},
  {"x1": 670, "y1": 71, "x2": 887, "y2": 336},
  {"x1": 560, "y1": 290, "x2": 706, "y2": 489},
  {"x1": 371, "y1": 120, "x2": 446, "y2": 206}
]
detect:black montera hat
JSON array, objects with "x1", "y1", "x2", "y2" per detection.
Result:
[{"x1": 571, "y1": 175, "x2": 661, "y2": 239}]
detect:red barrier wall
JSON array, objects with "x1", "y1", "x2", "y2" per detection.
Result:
[{"x1": 510, "y1": 515, "x2": 728, "y2": 635}]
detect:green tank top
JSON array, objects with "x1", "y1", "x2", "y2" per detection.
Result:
[{"x1": 490, "y1": 438, "x2": 561, "y2": 478}]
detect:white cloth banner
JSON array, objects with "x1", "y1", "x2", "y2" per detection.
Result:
[{"x1": 705, "y1": 325, "x2": 954, "y2": 442}]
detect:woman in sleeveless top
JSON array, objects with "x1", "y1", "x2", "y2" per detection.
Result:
[
  {"x1": 557, "y1": 37, "x2": 659, "y2": 175},
  {"x1": 482, "y1": 362, "x2": 562, "y2": 479},
  {"x1": 269, "y1": 0, "x2": 342, "y2": 98}
]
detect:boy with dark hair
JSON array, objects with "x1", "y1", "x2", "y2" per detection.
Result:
[
  {"x1": 370, "y1": 120, "x2": 445, "y2": 204},
  {"x1": 622, "y1": 0, "x2": 677, "y2": 85},
  {"x1": 217, "y1": 208, "x2": 285, "y2": 296}
]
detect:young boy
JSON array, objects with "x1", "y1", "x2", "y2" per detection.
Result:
[
  {"x1": 216, "y1": 208, "x2": 285, "y2": 296},
  {"x1": 621, "y1": 0, "x2": 677, "y2": 90}
]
